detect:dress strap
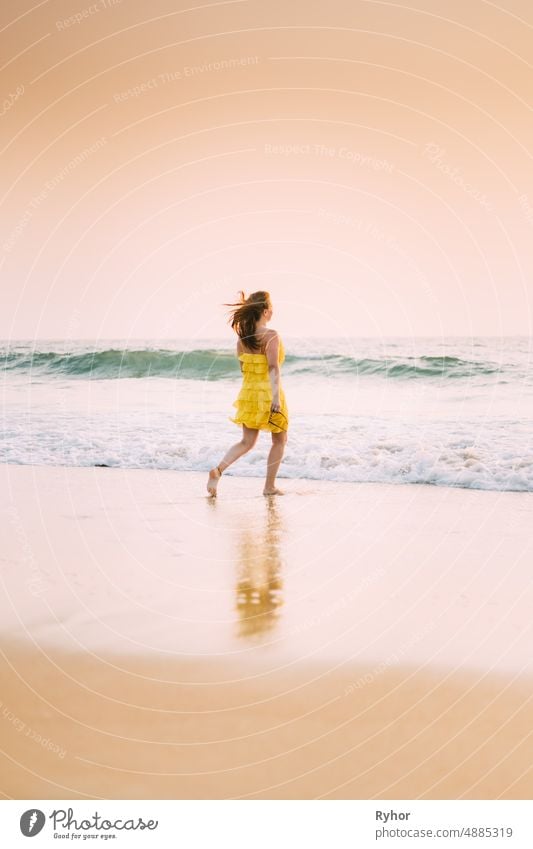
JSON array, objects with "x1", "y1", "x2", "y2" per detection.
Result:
[{"x1": 238, "y1": 332, "x2": 282, "y2": 356}]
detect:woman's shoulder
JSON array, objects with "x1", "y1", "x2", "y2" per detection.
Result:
[
  {"x1": 256, "y1": 330, "x2": 283, "y2": 357},
  {"x1": 260, "y1": 328, "x2": 282, "y2": 346},
  {"x1": 237, "y1": 329, "x2": 281, "y2": 355}
]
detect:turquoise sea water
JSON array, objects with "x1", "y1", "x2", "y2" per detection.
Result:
[{"x1": 2, "y1": 336, "x2": 533, "y2": 491}]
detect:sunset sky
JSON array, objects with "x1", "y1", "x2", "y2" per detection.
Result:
[{"x1": 1, "y1": 0, "x2": 532, "y2": 339}]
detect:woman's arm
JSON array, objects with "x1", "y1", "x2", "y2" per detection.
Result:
[{"x1": 264, "y1": 332, "x2": 281, "y2": 411}]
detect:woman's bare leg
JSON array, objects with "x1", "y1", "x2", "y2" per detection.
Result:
[
  {"x1": 207, "y1": 425, "x2": 259, "y2": 496},
  {"x1": 264, "y1": 431, "x2": 288, "y2": 495}
]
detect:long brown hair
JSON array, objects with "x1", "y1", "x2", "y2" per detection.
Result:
[{"x1": 223, "y1": 290, "x2": 271, "y2": 353}]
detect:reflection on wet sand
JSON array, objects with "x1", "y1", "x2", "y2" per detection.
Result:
[
  {"x1": 2, "y1": 467, "x2": 533, "y2": 799},
  {"x1": 234, "y1": 497, "x2": 285, "y2": 640}
]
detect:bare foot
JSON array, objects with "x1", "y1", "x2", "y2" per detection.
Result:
[
  {"x1": 263, "y1": 486, "x2": 285, "y2": 496},
  {"x1": 207, "y1": 467, "x2": 221, "y2": 497}
]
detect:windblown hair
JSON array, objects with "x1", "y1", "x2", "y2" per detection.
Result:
[{"x1": 223, "y1": 290, "x2": 271, "y2": 353}]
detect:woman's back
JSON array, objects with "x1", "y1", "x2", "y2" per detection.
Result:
[{"x1": 238, "y1": 330, "x2": 285, "y2": 362}]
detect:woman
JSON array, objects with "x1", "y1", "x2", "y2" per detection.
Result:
[{"x1": 206, "y1": 290, "x2": 289, "y2": 497}]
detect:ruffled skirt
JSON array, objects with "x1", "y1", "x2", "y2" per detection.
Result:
[{"x1": 229, "y1": 377, "x2": 289, "y2": 433}]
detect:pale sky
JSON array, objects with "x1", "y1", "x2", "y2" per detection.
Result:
[{"x1": 1, "y1": 0, "x2": 532, "y2": 339}]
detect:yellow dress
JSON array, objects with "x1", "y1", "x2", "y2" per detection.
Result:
[{"x1": 229, "y1": 336, "x2": 289, "y2": 432}]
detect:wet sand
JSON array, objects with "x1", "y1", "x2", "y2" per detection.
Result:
[{"x1": 0, "y1": 463, "x2": 532, "y2": 799}]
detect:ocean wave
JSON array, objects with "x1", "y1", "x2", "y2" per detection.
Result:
[
  {"x1": 3, "y1": 418, "x2": 532, "y2": 491},
  {"x1": 1, "y1": 348, "x2": 239, "y2": 380},
  {"x1": 1, "y1": 347, "x2": 505, "y2": 381}
]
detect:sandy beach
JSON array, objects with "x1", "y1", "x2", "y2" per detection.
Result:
[{"x1": 0, "y1": 463, "x2": 532, "y2": 799}]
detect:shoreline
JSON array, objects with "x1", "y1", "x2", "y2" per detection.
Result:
[
  {"x1": 1, "y1": 462, "x2": 532, "y2": 798},
  {"x1": 4, "y1": 459, "x2": 533, "y2": 493}
]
